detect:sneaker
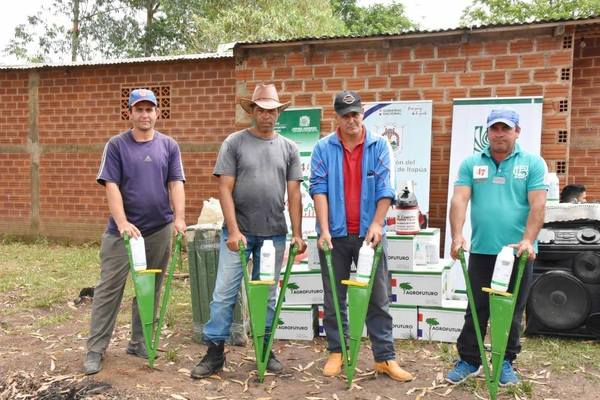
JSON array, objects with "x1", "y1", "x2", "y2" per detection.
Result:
[
  {"x1": 83, "y1": 351, "x2": 103, "y2": 375},
  {"x1": 126, "y1": 341, "x2": 148, "y2": 359},
  {"x1": 266, "y1": 351, "x2": 283, "y2": 373},
  {"x1": 499, "y1": 360, "x2": 519, "y2": 386},
  {"x1": 190, "y1": 341, "x2": 225, "y2": 379},
  {"x1": 446, "y1": 359, "x2": 482, "y2": 385}
]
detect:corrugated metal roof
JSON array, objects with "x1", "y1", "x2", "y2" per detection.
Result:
[
  {"x1": 234, "y1": 14, "x2": 600, "y2": 47},
  {"x1": 0, "y1": 50, "x2": 233, "y2": 71}
]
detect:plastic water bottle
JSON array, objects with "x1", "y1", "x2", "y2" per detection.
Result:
[
  {"x1": 546, "y1": 172, "x2": 559, "y2": 204},
  {"x1": 491, "y1": 246, "x2": 515, "y2": 292},
  {"x1": 259, "y1": 240, "x2": 276, "y2": 281},
  {"x1": 130, "y1": 236, "x2": 147, "y2": 271},
  {"x1": 356, "y1": 242, "x2": 375, "y2": 283}
]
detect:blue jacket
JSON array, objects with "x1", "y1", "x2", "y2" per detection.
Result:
[{"x1": 309, "y1": 128, "x2": 395, "y2": 238}]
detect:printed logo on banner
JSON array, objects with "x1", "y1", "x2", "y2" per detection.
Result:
[
  {"x1": 473, "y1": 125, "x2": 489, "y2": 153},
  {"x1": 381, "y1": 125, "x2": 402, "y2": 152},
  {"x1": 299, "y1": 115, "x2": 310, "y2": 127}
]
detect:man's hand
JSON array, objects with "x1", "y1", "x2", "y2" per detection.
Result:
[
  {"x1": 318, "y1": 231, "x2": 333, "y2": 251},
  {"x1": 291, "y1": 235, "x2": 307, "y2": 254},
  {"x1": 173, "y1": 217, "x2": 186, "y2": 235},
  {"x1": 118, "y1": 222, "x2": 141, "y2": 238},
  {"x1": 450, "y1": 235, "x2": 466, "y2": 260},
  {"x1": 365, "y1": 222, "x2": 383, "y2": 246},
  {"x1": 510, "y1": 239, "x2": 536, "y2": 260},
  {"x1": 226, "y1": 230, "x2": 246, "y2": 252}
]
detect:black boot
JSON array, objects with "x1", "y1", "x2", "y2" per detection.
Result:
[{"x1": 190, "y1": 341, "x2": 225, "y2": 379}]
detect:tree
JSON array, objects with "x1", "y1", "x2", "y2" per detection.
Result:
[
  {"x1": 461, "y1": 0, "x2": 600, "y2": 26},
  {"x1": 331, "y1": 0, "x2": 416, "y2": 35},
  {"x1": 189, "y1": 0, "x2": 346, "y2": 52},
  {"x1": 4, "y1": 0, "x2": 134, "y2": 62}
]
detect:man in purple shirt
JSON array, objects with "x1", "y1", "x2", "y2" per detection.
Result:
[{"x1": 83, "y1": 89, "x2": 186, "y2": 375}]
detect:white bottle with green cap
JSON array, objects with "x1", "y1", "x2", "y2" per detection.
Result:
[
  {"x1": 259, "y1": 240, "x2": 276, "y2": 281},
  {"x1": 491, "y1": 246, "x2": 515, "y2": 292},
  {"x1": 356, "y1": 241, "x2": 375, "y2": 284}
]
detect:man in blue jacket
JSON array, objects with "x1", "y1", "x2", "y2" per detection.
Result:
[{"x1": 309, "y1": 91, "x2": 413, "y2": 382}]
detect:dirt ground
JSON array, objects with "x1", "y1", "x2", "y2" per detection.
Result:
[{"x1": 1, "y1": 298, "x2": 599, "y2": 400}]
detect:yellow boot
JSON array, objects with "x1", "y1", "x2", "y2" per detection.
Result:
[
  {"x1": 373, "y1": 360, "x2": 414, "y2": 382},
  {"x1": 323, "y1": 353, "x2": 343, "y2": 377}
]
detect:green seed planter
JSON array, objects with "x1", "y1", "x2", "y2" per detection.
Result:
[
  {"x1": 457, "y1": 248, "x2": 528, "y2": 400},
  {"x1": 124, "y1": 233, "x2": 183, "y2": 368},
  {"x1": 322, "y1": 242, "x2": 383, "y2": 387},
  {"x1": 238, "y1": 241, "x2": 298, "y2": 382}
]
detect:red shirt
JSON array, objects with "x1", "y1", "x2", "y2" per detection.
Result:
[{"x1": 338, "y1": 127, "x2": 365, "y2": 235}]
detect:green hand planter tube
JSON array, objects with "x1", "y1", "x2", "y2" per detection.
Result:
[
  {"x1": 124, "y1": 233, "x2": 183, "y2": 368},
  {"x1": 457, "y1": 248, "x2": 528, "y2": 400},
  {"x1": 322, "y1": 242, "x2": 383, "y2": 387},
  {"x1": 239, "y1": 241, "x2": 298, "y2": 382}
]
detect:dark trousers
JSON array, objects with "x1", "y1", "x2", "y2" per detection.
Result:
[
  {"x1": 318, "y1": 235, "x2": 395, "y2": 361},
  {"x1": 457, "y1": 253, "x2": 533, "y2": 366}
]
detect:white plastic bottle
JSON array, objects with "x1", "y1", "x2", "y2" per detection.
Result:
[
  {"x1": 356, "y1": 242, "x2": 375, "y2": 283},
  {"x1": 259, "y1": 240, "x2": 276, "y2": 281},
  {"x1": 491, "y1": 246, "x2": 515, "y2": 292},
  {"x1": 546, "y1": 172, "x2": 559, "y2": 204},
  {"x1": 130, "y1": 236, "x2": 147, "y2": 271}
]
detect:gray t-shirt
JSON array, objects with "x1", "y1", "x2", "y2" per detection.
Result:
[{"x1": 213, "y1": 129, "x2": 302, "y2": 236}]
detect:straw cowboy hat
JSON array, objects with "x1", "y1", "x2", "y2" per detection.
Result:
[{"x1": 239, "y1": 83, "x2": 291, "y2": 114}]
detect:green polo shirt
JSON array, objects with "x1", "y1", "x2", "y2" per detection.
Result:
[{"x1": 455, "y1": 143, "x2": 547, "y2": 255}]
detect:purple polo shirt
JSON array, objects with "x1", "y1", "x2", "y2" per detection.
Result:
[{"x1": 97, "y1": 130, "x2": 185, "y2": 236}]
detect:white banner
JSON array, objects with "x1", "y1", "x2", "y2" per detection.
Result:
[
  {"x1": 363, "y1": 101, "x2": 433, "y2": 213},
  {"x1": 444, "y1": 97, "x2": 543, "y2": 293}
]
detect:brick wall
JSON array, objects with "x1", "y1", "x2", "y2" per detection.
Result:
[
  {"x1": 236, "y1": 27, "x2": 574, "y2": 245},
  {"x1": 0, "y1": 58, "x2": 235, "y2": 240},
  {"x1": 0, "y1": 23, "x2": 591, "y2": 243},
  {"x1": 571, "y1": 25, "x2": 600, "y2": 199}
]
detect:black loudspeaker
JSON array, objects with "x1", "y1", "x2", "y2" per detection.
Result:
[{"x1": 525, "y1": 222, "x2": 600, "y2": 339}]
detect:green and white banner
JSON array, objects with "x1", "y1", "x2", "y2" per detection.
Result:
[
  {"x1": 363, "y1": 101, "x2": 433, "y2": 213},
  {"x1": 444, "y1": 97, "x2": 544, "y2": 260},
  {"x1": 276, "y1": 107, "x2": 322, "y2": 234}
]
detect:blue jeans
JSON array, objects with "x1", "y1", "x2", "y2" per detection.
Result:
[{"x1": 203, "y1": 228, "x2": 286, "y2": 342}]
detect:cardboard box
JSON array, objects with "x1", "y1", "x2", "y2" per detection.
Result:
[
  {"x1": 390, "y1": 304, "x2": 418, "y2": 339},
  {"x1": 279, "y1": 263, "x2": 324, "y2": 305},
  {"x1": 386, "y1": 228, "x2": 440, "y2": 271},
  {"x1": 274, "y1": 305, "x2": 315, "y2": 340},
  {"x1": 417, "y1": 299, "x2": 467, "y2": 343},
  {"x1": 316, "y1": 304, "x2": 417, "y2": 340},
  {"x1": 390, "y1": 259, "x2": 453, "y2": 306}
]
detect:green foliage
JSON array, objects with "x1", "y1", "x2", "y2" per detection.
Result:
[
  {"x1": 5, "y1": 0, "x2": 419, "y2": 61},
  {"x1": 190, "y1": 0, "x2": 346, "y2": 52},
  {"x1": 461, "y1": 0, "x2": 600, "y2": 26},
  {"x1": 331, "y1": 0, "x2": 416, "y2": 35}
]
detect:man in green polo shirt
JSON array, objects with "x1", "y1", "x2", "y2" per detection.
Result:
[{"x1": 446, "y1": 108, "x2": 547, "y2": 386}]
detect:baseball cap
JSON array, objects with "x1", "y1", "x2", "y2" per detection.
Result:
[
  {"x1": 334, "y1": 91, "x2": 362, "y2": 116},
  {"x1": 128, "y1": 89, "x2": 158, "y2": 107},
  {"x1": 487, "y1": 108, "x2": 519, "y2": 128}
]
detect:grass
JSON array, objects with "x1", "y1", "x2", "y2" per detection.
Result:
[{"x1": 0, "y1": 239, "x2": 193, "y2": 332}]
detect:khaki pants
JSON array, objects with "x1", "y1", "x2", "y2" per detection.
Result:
[{"x1": 87, "y1": 223, "x2": 172, "y2": 354}]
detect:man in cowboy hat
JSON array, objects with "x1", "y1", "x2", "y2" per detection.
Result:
[{"x1": 191, "y1": 83, "x2": 307, "y2": 379}]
